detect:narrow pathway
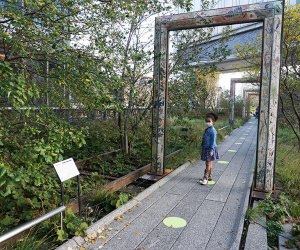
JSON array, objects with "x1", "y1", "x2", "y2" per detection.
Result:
[{"x1": 63, "y1": 119, "x2": 258, "y2": 250}]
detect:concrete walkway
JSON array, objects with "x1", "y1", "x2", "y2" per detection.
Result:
[{"x1": 62, "y1": 119, "x2": 258, "y2": 250}]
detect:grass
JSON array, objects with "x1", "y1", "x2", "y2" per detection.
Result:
[
  {"x1": 2, "y1": 116, "x2": 246, "y2": 249},
  {"x1": 165, "y1": 117, "x2": 246, "y2": 170},
  {"x1": 276, "y1": 126, "x2": 300, "y2": 203},
  {"x1": 3, "y1": 223, "x2": 59, "y2": 250},
  {"x1": 247, "y1": 125, "x2": 300, "y2": 248}
]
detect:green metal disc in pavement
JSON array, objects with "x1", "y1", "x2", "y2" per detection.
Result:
[
  {"x1": 218, "y1": 160, "x2": 229, "y2": 164},
  {"x1": 208, "y1": 180, "x2": 215, "y2": 185},
  {"x1": 228, "y1": 149, "x2": 237, "y2": 152},
  {"x1": 163, "y1": 217, "x2": 187, "y2": 228}
]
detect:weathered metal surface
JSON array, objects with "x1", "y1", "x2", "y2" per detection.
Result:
[
  {"x1": 256, "y1": 17, "x2": 274, "y2": 191},
  {"x1": 255, "y1": 13, "x2": 283, "y2": 192},
  {"x1": 151, "y1": 20, "x2": 169, "y2": 175},
  {"x1": 152, "y1": 1, "x2": 283, "y2": 193},
  {"x1": 229, "y1": 78, "x2": 259, "y2": 128},
  {"x1": 242, "y1": 90, "x2": 259, "y2": 118},
  {"x1": 264, "y1": 14, "x2": 283, "y2": 191},
  {"x1": 161, "y1": 2, "x2": 282, "y2": 31},
  {"x1": 229, "y1": 80, "x2": 236, "y2": 129}
]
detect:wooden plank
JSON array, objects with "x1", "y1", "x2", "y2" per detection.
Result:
[
  {"x1": 105, "y1": 149, "x2": 181, "y2": 193},
  {"x1": 68, "y1": 149, "x2": 182, "y2": 212},
  {"x1": 152, "y1": 1, "x2": 283, "y2": 191},
  {"x1": 104, "y1": 163, "x2": 151, "y2": 193}
]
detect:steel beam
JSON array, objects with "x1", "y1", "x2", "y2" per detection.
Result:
[{"x1": 152, "y1": 1, "x2": 283, "y2": 192}]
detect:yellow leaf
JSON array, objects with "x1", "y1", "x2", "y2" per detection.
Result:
[{"x1": 100, "y1": 234, "x2": 107, "y2": 239}]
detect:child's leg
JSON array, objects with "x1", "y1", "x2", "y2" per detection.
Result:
[
  {"x1": 208, "y1": 161, "x2": 213, "y2": 179},
  {"x1": 203, "y1": 161, "x2": 211, "y2": 180}
]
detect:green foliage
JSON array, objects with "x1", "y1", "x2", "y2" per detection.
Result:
[
  {"x1": 3, "y1": 223, "x2": 59, "y2": 250},
  {"x1": 235, "y1": 5, "x2": 300, "y2": 147},
  {"x1": 4, "y1": 235, "x2": 57, "y2": 250},
  {"x1": 0, "y1": 0, "x2": 169, "y2": 236},
  {"x1": 56, "y1": 209, "x2": 88, "y2": 241},
  {"x1": 249, "y1": 193, "x2": 300, "y2": 247},
  {"x1": 283, "y1": 222, "x2": 300, "y2": 249},
  {"x1": 276, "y1": 126, "x2": 300, "y2": 201},
  {"x1": 88, "y1": 191, "x2": 130, "y2": 220},
  {"x1": 64, "y1": 120, "x2": 120, "y2": 160},
  {"x1": 256, "y1": 194, "x2": 285, "y2": 246},
  {"x1": 246, "y1": 207, "x2": 260, "y2": 222},
  {"x1": 166, "y1": 117, "x2": 234, "y2": 169},
  {"x1": 116, "y1": 193, "x2": 129, "y2": 208},
  {"x1": 0, "y1": 0, "x2": 230, "y2": 246}
]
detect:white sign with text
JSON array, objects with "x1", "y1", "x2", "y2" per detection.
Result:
[{"x1": 53, "y1": 158, "x2": 80, "y2": 182}]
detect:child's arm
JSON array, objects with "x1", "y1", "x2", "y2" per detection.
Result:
[{"x1": 208, "y1": 130, "x2": 216, "y2": 155}]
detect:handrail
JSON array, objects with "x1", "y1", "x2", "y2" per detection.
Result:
[
  {"x1": 0, "y1": 149, "x2": 182, "y2": 245},
  {"x1": 0, "y1": 206, "x2": 66, "y2": 244}
]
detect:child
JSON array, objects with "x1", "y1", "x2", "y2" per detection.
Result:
[{"x1": 199, "y1": 112, "x2": 219, "y2": 185}]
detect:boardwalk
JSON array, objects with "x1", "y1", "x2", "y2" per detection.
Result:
[{"x1": 59, "y1": 119, "x2": 258, "y2": 250}]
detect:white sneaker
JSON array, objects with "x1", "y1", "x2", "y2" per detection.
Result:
[{"x1": 199, "y1": 179, "x2": 208, "y2": 185}]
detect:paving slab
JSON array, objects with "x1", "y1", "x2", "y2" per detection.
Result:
[
  {"x1": 171, "y1": 199, "x2": 225, "y2": 250},
  {"x1": 58, "y1": 119, "x2": 258, "y2": 250},
  {"x1": 244, "y1": 201, "x2": 268, "y2": 250}
]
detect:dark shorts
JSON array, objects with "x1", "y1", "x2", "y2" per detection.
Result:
[{"x1": 201, "y1": 147, "x2": 220, "y2": 161}]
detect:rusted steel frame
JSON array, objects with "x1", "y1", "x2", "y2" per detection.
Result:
[
  {"x1": 229, "y1": 78, "x2": 260, "y2": 128},
  {"x1": 242, "y1": 90, "x2": 259, "y2": 118},
  {"x1": 229, "y1": 80, "x2": 236, "y2": 129},
  {"x1": 162, "y1": 7, "x2": 278, "y2": 31},
  {"x1": 75, "y1": 149, "x2": 121, "y2": 169},
  {"x1": 255, "y1": 12, "x2": 283, "y2": 192},
  {"x1": 151, "y1": 18, "x2": 169, "y2": 175},
  {"x1": 160, "y1": 2, "x2": 281, "y2": 24},
  {"x1": 152, "y1": 1, "x2": 283, "y2": 192}
]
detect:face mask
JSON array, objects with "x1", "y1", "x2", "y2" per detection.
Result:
[{"x1": 205, "y1": 122, "x2": 213, "y2": 127}]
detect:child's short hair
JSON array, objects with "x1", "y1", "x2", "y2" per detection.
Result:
[{"x1": 206, "y1": 112, "x2": 218, "y2": 122}]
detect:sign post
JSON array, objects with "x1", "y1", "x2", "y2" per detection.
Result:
[{"x1": 53, "y1": 158, "x2": 81, "y2": 229}]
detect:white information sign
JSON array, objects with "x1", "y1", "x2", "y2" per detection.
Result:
[{"x1": 53, "y1": 158, "x2": 80, "y2": 182}]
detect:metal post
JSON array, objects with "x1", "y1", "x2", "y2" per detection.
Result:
[
  {"x1": 255, "y1": 11, "x2": 283, "y2": 191},
  {"x1": 151, "y1": 19, "x2": 169, "y2": 175},
  {"x1": 60, "y1": 182, "x2": 64, "y2": 229},
  {"x1": 46, "y1": 60, "x2": 49, "y2": 106},
  {"x1": 151, "y1": 1, "x2": 283, "y2": 193},
  {"x1": 242, "y1": 90, "x2": 247, "y2": 119},
  {"x1": 77, "y1": 175, "x2": 81, "y2": 215},
  {"x1": 229, "y1": 80, "x2": 235, "y2": 130}
]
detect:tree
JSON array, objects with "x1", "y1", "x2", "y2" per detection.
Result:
[
  {"x1": 235, "y1": 5, "x2": 300, "y2": 148},
  {"x1": 0, "y1": 0, "x2": 224, "y2": 232},
  {"x1": 0, "y1": 0, "x2": 168, "y2": 230}
]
